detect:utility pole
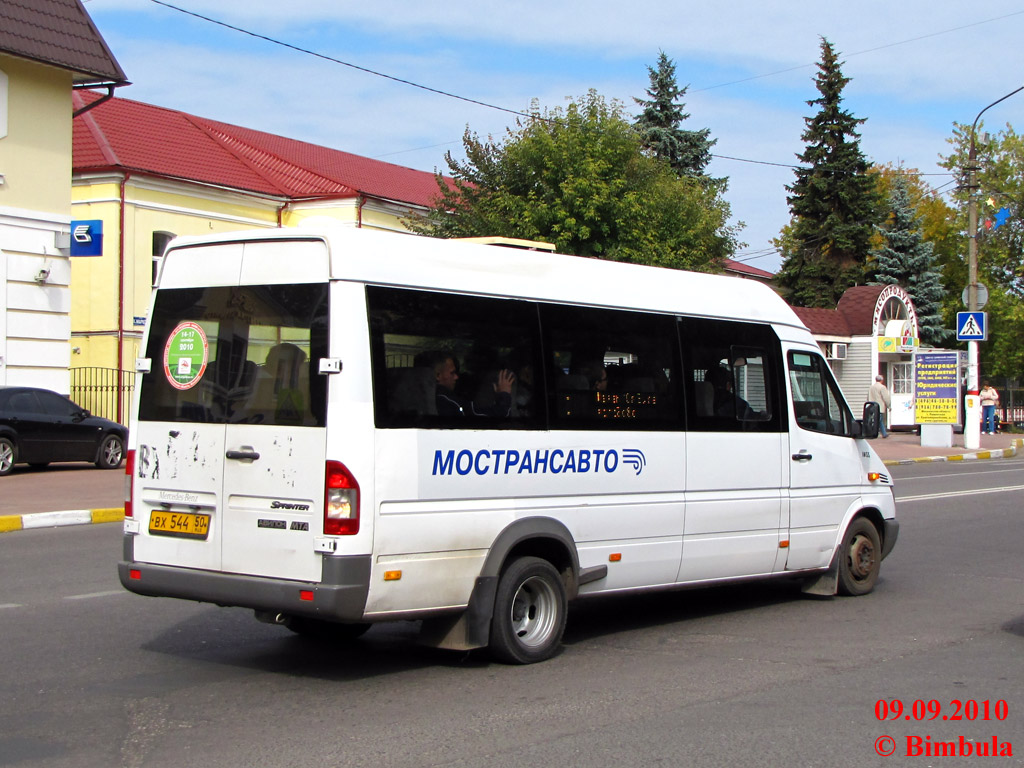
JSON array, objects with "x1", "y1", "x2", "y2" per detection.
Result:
[{"x1": 963, "y1": 86, "x2": 1023, "y2": 450}]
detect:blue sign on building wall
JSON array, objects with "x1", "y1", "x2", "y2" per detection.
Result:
[{"x1": 70, "y1": 220, "x2": 103, "y2": 256}]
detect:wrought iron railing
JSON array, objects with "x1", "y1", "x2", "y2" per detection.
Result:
[{"x1": 70, "y1": 367, "x2": 134, "y2": 424}]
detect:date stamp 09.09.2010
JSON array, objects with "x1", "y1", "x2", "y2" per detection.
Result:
[{"x1": 872, "y1": 699, "x2": 1013, "y2": 758}]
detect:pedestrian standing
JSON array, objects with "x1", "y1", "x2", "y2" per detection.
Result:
[
  {"x1": 868, "y1": 374, "x2": 891, "y2": 438},
  {"x1": 980, "y1": 381, "x2": 1000, "y2": 434}
]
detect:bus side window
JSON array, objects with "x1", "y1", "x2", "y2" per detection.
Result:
[
  {"x1": 540, "y1": 303, "x2": 681, "y2": 431},
  {"x1": 681, "y1": 317, "x2": 781, "y2": 433},
  {"x1": 367, "y1": 286, "x2": 542, "y2": 429}
]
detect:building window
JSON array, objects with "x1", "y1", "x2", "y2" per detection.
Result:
[{"x1": 152, "y1": 231, "x2": 175, "y2": 286}]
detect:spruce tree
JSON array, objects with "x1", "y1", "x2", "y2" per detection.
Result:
[
  {"x1": 634, "y1": 52, "x2": 715, "y2": 178},
  {"x1": 775, "y1": 38, "x2": 881, "y2": 307},
  {"x1": 872, "y1": 175, "x2": 951, "y2": 346}
]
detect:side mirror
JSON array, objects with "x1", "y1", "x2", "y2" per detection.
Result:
[{"x1": 860, "y1": 401, "x2": 880, "y2": 439}]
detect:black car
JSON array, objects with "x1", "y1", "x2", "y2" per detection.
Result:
[{"x1": 0, "y1": 386, "x2": 127, "y2": 476}]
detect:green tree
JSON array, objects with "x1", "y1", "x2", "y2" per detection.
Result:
[
  {"x1": 775, "y1": 38, "x2": 881, "y2": 307},
  {"x1": 413, "y1": 90, "x2": 738, "y2": 271},
  {"x1": 941, "y1": 123, "x2": 1024, "y2": 377},
  {"x1": 633, "y1": 51, "x2": 715, "y2": 178},
  {"x1": 870, "y1": 174, "x2": 951, "y2": 347},
  {"x1": 870, "y1": 164, "x2": 961, "y2": 347}
]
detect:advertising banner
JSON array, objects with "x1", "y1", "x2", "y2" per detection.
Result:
[{"x1": 914, "y1": 351, "x2": 959, "y2": 424}]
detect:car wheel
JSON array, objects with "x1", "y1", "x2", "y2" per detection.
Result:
[
  {"x1": 489, "y1": 556, "x2": 567, "y2": 664},
  {"x1": 0, "y1": 437, "x2": 15, "y2": 476},
  {"x1": 837, "y1": 518, "x2": 881, "y2": 596},
  {"x1": 96, "y1": 434, "x2": 124, "y2": 469}
]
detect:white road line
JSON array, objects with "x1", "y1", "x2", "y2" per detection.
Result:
[
  {"x1": 899, "y1": 484, "x2": 1024, "y2": 503},
  {"x1": 905, "y1": 465, "x2": 1024, "y2": 481},
  {"x1": 63, "y1": 590, "x2": 127, "y2": 601},
  {"x1": 0, "y1": 603, "x2": 22, "y2": 609}
]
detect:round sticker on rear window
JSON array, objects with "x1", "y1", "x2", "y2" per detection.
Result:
[{"x1": 163, "y1": 322, "x2": 209, "y2": 390}]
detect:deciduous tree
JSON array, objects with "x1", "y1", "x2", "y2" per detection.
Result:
[
  {"x1": 413, "y1": 90, "x2": 738, "y2": 272},
  {"x1": 942, "y1": 124, "x2": 1024, "y2": 377}
]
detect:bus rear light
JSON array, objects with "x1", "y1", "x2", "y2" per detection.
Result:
[
  {"x1": 129, "y1": 569, "x2": 141, "y2": 580},
  {"x1": 124, "y1": 450, "x2": 135, "y2": 518},
  {"x1": 325, "y1": 461, "x2": 359, "y2": 535},
  {"x1": 300, "y1": 590, "x2": 314, "y2": 602}
]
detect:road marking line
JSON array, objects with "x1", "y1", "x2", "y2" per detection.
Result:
[
  {"x1": 0, "y1": 603, "x2": 22, "y2": 609},
  {"x1": 63, "y1": 590, "x2": 127, "y2": 601},
  {"x1": 899, "y1": 484, "x2": 1024, "y2": 503}
]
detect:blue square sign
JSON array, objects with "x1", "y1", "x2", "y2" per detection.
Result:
[
  {"x1": 956, "y1": 311, "x2": 987, "y2": 341},
  {"x1": 70, "y1": 219, "x2": 103, "y2": 256}
]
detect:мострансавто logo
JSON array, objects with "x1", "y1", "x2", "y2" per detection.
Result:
[{"x1": 432, "y1": 448, "x2": 647, "y2": 477}]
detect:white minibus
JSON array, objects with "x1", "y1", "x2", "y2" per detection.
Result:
[{"x1": 119, "y1": 225, "x2": 897, "y2": 664}]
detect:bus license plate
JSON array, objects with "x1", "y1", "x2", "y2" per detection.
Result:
[{"x1": 149, "y1": 510, "x2": 210, "y2": 539}]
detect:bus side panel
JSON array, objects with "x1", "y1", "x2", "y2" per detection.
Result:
[{"x1": 363, "y1": 431, "x2": 685, "y2": 615}]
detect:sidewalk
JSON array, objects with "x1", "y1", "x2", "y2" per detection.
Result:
[
  {"x1": 1, "y1": 432, "x2": 1021, "y2": 534},
  {"x1": 871, "y1": 430, "x2": 1022, "y2": 465}
]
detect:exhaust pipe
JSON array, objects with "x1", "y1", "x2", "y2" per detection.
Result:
[{"x1": 254, "y1": 610, "x2": 288, "y2": 625}]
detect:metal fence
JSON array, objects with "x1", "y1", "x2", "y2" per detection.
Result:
[
  {"x1": 989, "y1": 377, "x2": 1023, "y2": 429},
  {"x1": 70, "y1": 367, "x2": 134, "y2": 425}
]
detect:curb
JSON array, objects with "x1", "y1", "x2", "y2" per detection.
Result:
[
  {"x1": 0, "y1": 507, "x2": 124, "y2": 534},
  {"x1": 883, "y1": 438, "x2": 1023, "y2": 466}
]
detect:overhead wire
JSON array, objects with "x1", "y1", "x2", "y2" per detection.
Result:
[{"x1": 147, "y1": 0, "x2": 987, "y2": 175}]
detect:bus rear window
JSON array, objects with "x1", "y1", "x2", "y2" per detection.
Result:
[{"x1": 138, "y1": 284, "x2": 329, "y2": 426}]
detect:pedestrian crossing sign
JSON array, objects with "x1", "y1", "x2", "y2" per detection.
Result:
[{"x1": 956, "y1": 311, "x2": 987, "y2": 341}]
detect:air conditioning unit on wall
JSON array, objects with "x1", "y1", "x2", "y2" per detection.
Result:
[{"x1": 826, "y1": 343, "x2": 848, "y2": 360}]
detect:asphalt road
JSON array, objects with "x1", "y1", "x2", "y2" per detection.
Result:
[{"x1": 0, "y1": 459, "x2": 1021, "y2": 767}]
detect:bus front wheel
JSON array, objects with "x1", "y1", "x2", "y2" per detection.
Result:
[
  {"x1": 489, "y1": 556, "x2": 567, "y2": 664},
  {"x1": 837, "y1": 518, "x2": 881, "y2": 596}
]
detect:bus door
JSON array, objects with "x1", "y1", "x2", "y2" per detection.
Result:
[
  {"x1": 133, "y1": 240, "x2": 330, "y2": 582},
  {"x1": 784, "y1": 349, "x2": 866, "y2": 571}
]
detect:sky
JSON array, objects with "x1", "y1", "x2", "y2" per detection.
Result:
[{"x1": 83, "y1": 0, "x2": 1024, "y2": 272}]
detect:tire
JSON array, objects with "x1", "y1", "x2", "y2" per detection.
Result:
[
  {"x1": 95, "y1": 434, "x2": 124, "y2": 469},
  {"x1": 489, "y1": 556, "x2": 567, "y2": 664},
  {"x1": 0, "y1": 437, "x2": 15, "y2": 476},
  {"x1": 284, "y1": 617, "x2": 371, "y2": 641},
  {"x1": 837, "y1": 518, "x2": 881, "y2": 596}
]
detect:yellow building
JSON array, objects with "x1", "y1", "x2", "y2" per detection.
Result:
[
  {"x1": 0, "y1": 0, "x2": 126, "y2": 392},
  {"x1": 72, "y1": 94, "x2": 445, "y2": 420}
]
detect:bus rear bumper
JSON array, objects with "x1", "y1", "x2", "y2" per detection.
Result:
[{"x1": 118, "y1": 552, "x2": 371, "y2": 622}]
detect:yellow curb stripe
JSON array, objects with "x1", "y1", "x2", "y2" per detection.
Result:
[
  {"x1": 0, "y1": 515, "x2": 24, "y2": 533},
  {"x1": 91, "y1": 508, "x2": 125, "y2": 524}
]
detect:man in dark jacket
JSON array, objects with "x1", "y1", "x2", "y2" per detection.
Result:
[{"x1": 433, "y1": 353, "x2": 515, "y2": 418}]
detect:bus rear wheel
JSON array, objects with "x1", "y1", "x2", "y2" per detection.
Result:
[
  {"x1": 837, "y1": 518, "x2": 881, "y2": 596},
  {"x1": 489, "y1": 556, "x2": 567, "y2": 664}
]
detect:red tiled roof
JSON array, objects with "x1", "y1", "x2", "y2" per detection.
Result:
[
  {"x1": 723, "y1": 258, "x2": 774, "y2": 279},
  {"x1": 835, "y1": 285, "x2": 886, "y2": 335},
  {"x1": 0, "y1": 0, "x2": 127, "y2": 84},
  {"x1": 792, "y1": 284, "x2": 889, "y2": 336},
  {"x1": 792, "y1": 306, "x2": 852, "y2": 336},
  {"x1": 72, "y1": 92, "x2": 449, "y2": 207}
]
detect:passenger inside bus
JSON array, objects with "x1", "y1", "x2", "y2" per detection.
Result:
[{"x1": 433, "y1": 352, "x2": 515, "y2": 418}]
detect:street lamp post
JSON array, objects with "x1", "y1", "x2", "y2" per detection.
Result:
[{"x1": 963, "y1": 86, "x2": 1023, "y2": 450}]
